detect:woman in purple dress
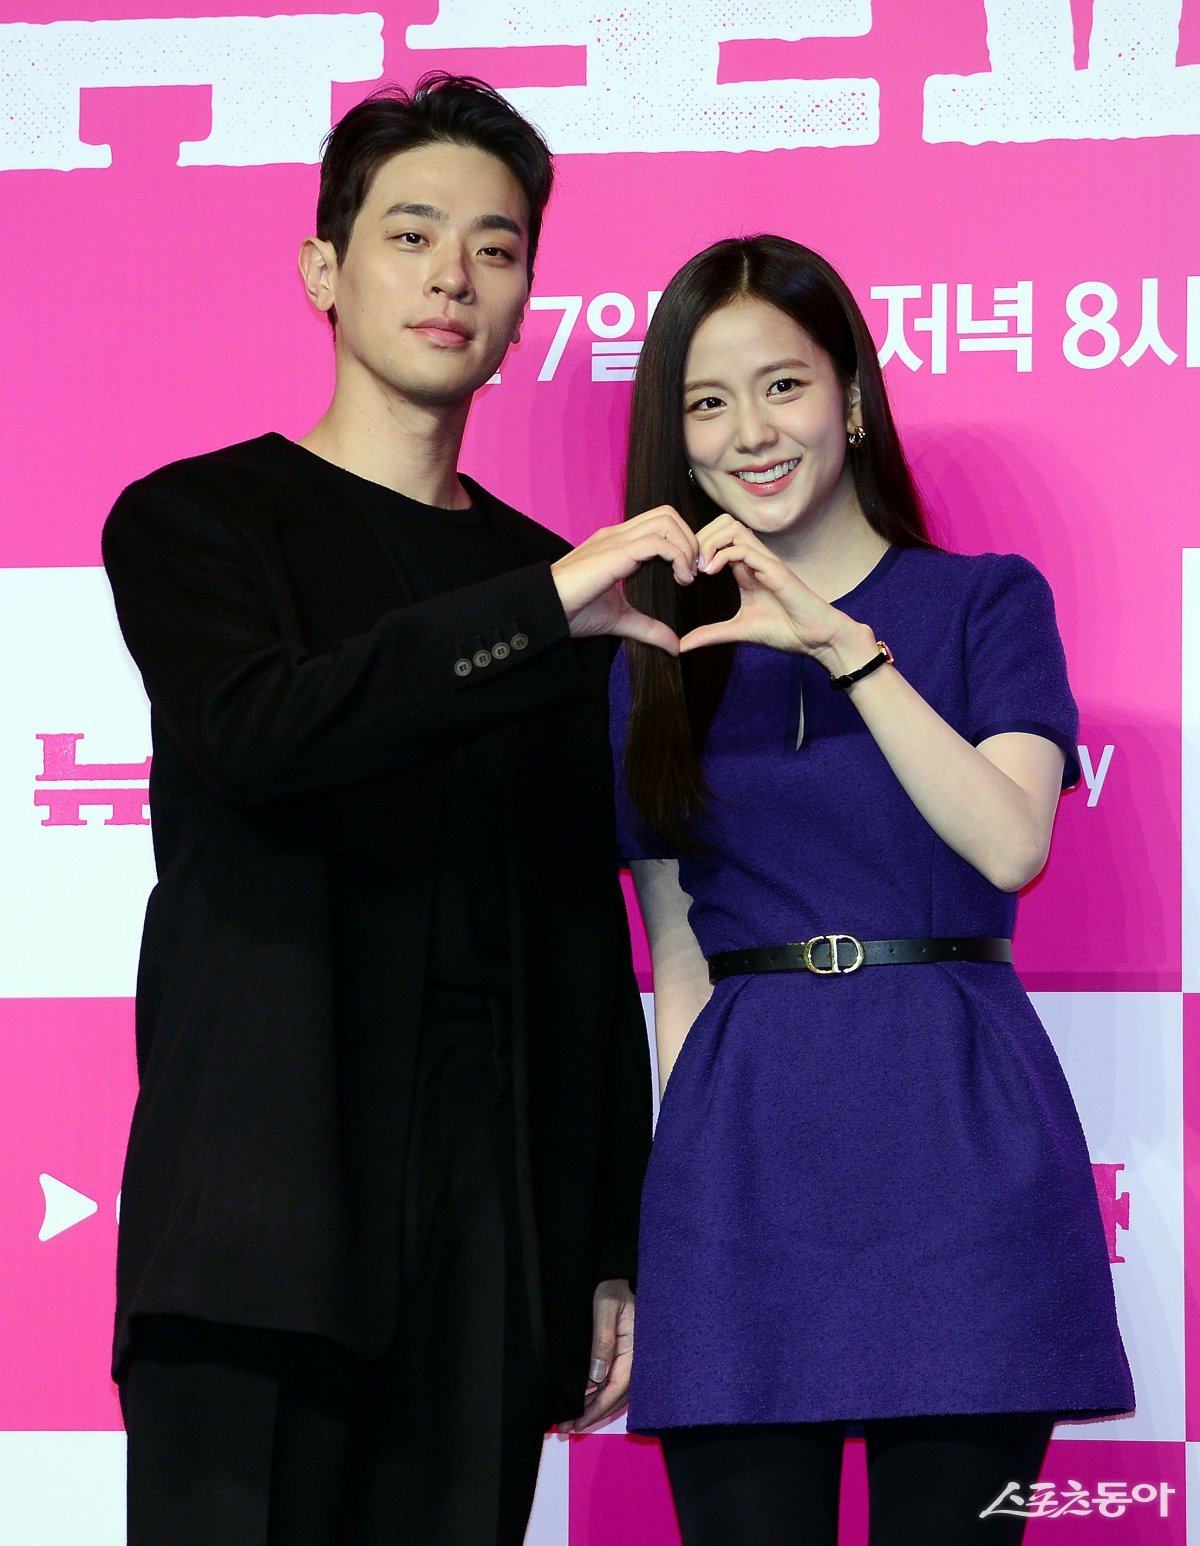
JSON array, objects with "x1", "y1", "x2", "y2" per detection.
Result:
[{"x1": 607, "y1": 237, "x2": 1133, "y2": 1544}]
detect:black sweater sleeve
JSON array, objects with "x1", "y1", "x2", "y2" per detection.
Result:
[{"x1": 102, "y1": 474, "x2": 591, "y2": 809}]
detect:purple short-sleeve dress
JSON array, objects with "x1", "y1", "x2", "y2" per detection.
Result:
[{"x1": 610, "y1": 546, "x2": 1134, "y2": 1432}]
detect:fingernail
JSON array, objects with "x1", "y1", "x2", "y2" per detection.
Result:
[
  {"x1": 695, "y1": 556, "x2": 709, "y2": 573},
  {"x1": 589, "y1": 1358, "x2": 609, "y2": 1382}
]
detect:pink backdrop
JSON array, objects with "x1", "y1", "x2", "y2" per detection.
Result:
[{"x1": 1, "y1": 2, "x2": 1197, "y2": 1541}]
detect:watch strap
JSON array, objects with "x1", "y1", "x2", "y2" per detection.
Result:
[{"x1": 829, "y1": 640, "x2": 893, "y2": 691}]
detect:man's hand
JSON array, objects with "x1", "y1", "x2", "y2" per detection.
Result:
[
  {"x1": 559, "y1": 1278, "x2": 635, "y2": 1434},
  {"x1": 550, "y1": 507, "x2": 698, "y2": 652}
]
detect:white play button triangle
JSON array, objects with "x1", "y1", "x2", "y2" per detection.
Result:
[{"x1": 38, "y1": 1173, "x2": 99, "y2": 1241}]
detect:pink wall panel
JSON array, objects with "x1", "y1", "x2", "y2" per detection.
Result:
[{"x1": 0, "y1": 1000, "x2": 134, "y2": 1430}]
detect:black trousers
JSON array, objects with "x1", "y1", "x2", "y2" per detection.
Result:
[
  {"x1": 121, "y1": 1000, "x2": 551, "y2": 1546},
  {"x1": 660, "y1": 1413, "x2": 1055, "y2": 1546}
]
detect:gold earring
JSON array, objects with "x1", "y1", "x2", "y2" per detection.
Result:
[{"x1": 847, "y1": 426, "x2": 866, "y2": 447}]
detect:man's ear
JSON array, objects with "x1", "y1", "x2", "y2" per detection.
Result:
[{"x1": 299, "y1": 237, "x2": 338, "y2": 313}]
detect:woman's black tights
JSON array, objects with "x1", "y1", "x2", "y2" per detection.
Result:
[{"x1": 660, "y1": 1413, "x2": 1055, "y2": 1546}]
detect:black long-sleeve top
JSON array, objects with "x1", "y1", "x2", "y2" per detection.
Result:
[{"x1": 102, "y1": 433, "x2": 652, "y2": 1414}]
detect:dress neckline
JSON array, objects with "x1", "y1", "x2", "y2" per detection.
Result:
[{"x1": 829, "y1": 543, "x2": 903, "y2": 608}]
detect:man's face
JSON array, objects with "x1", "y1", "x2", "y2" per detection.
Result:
[{"x1": 325, "y1": 141, "x2": 531, "y2": 406}]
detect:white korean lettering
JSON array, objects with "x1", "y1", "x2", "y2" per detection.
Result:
[
  {"x1": 1121, "y1": 278, "x2": 1178, "y2": 366},
  {"x1": 925, "y1": 0, "x2": 1200, "y2": 144},
  {"x1": 1051, "y1": 1481, "x2": 1092, "y2": 1517},
  {"x1": 979, "y1": 1482, "x2": 1030, "y2": 1518},
  {"x1": 1094, "y1": 1481, "x2": 1132, "y2": 1517},
  {"x1": 985, "y1": 1476, "x2": 1174, "y2": 1521},
  {"x1": 871, "y1": 284, "x2": 949, "y2": 373},
  {"x1": 872, "y1": 286, "x2": 924, "y2": 371},
  {"x1": 408, "y1": 0, "x2": 878, "y2": 153},
  {"x1": 1026, "y1": 1483, "x2": 1066, "y2": 1517},
  {"x1": 1132, "y1": 1482, "x2": 1176, "y2": 1514},
  {"x1": 0, "y1": 16, "x2": 383, "y2": 171},
  {"x1": 956, "y1": 281, "x2": 1034, "y2": 371},
  {"x1": 587, "y1": 293, "x2": 636, "y2": 340},
  {"x1": 591, "y1": 342, "x2": 643, "y2": 382}
]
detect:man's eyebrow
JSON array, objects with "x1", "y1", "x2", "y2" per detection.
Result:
[
  {"x1": 471, "y1": 214, "x2": 523, "y2": 239},
  {"x1": 381, "y1": 202, "x2": 445, "y2": 221},
  {"x1": 380, "y1": 203, "x2": 524, "y2": 240}
]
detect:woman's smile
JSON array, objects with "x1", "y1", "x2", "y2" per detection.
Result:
[{"x1": 730, "y1": 457, "x2": 801, "y2": 496}]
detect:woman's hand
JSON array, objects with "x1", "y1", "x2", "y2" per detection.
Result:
[{"x1": 678, "y1": 515, "x2": 875, "y2": 670}]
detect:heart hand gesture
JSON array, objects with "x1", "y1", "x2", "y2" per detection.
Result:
[{"x1": 679, "y1": 515, "x2": 853, "y2": 658}]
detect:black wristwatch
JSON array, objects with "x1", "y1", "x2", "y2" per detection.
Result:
[{"x1": 829, "y1": 640, "x2": 893, "y2": 691}]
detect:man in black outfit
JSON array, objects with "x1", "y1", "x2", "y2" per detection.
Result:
[{"x1": 102, "y1": 75, "x2": 699, "y2": 1545}]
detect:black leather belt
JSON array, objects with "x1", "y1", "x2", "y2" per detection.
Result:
[{"x1": 707, "y1": 936, "x2": 1013, "y2": 981}]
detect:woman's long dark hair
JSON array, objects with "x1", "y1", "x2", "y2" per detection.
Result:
[{"x1": 623, "y1": 235, "x2": 933, "y2": 854}]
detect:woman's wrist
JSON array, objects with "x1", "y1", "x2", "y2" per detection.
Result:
[{"x1": 810, "y1": 618, "x2": 879, "y2": 679}]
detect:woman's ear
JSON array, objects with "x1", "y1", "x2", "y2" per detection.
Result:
[{"x1": 845, "y1": 376, "x2": 863, "y2": 436}]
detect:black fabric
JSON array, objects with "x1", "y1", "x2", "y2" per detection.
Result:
[
  {"x1": 663, "y1": 1422, "x2": 845, "y2": 1544},
  {"x1": 354, "y1": 1003, "x2": 548, "y2": 1542},
  {"x1": 122, "y1": 1011, "x2": 550, "y2": 1545},
  {"x1": 102, "y1": 433, "x2": 652, "y2": 1417},
  {"x1": 347, "y1": 461, "x2": 518, "y2": 993},
  {"x1": 122, "y1": 1321, "x2": 356, "y2": 1546},
  {"x1": 660, "y1": 1414, "x2": 1055, "y2": 1546}
]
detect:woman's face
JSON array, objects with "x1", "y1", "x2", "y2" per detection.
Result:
[{"x1": 681, "y1": 296, "x2": 861, "y2": 550}]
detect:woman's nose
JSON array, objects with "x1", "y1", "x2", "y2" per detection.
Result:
[{"x1": 732, "y1": 406, "x2": 776, "y2": 455}]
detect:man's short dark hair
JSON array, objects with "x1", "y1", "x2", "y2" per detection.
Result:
[{"x1": 317, "y1": 73, "x2": 554, "y2": 283}]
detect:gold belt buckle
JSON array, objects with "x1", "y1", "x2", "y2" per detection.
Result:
[{"x1": 800, "y1": 933, "x2": 865, "y2": 975}]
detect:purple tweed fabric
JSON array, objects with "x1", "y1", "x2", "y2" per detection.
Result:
[{"x1": 610, "y1": 547, "x2": 1134, "y2": 1431}]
